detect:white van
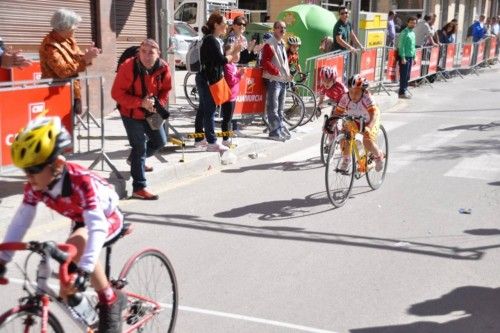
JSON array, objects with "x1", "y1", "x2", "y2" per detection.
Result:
[{"x1": 174, "y1": 0, "x2": 246, "y2": 33}]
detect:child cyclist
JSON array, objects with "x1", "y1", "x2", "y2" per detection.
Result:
[
  {"x1": 0, "y1": 116, "x2": 127, "y2": 333},
  {"x1": 286, "y1": 36, "x2": 302, "y2": 76},
  {"x1": 334, "y1": 74, "x2": 384, "y2": 172},
  {"x1": 317, "y1": 66, "x2": 347, "y2": 112}
]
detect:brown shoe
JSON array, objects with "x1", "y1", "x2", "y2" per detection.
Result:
[{"x1": 132, "y1": 188, "x2": 159, "y2": 200}]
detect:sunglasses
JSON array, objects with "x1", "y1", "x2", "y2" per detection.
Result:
[
  {"x1": 235, "y1": 22, "x2": 247, "y2": 27},
  {"x1": 24, "y1": 163, "x2": 49, "y2": 175},
  {"x1": 340, "y1": 12, "x2": 349, "y2": 15},
  {"x1": 276, "y1": 26, "x2": 286, "y2": 30}
]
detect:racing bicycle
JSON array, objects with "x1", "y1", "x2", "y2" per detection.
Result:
[
  {"x1": 325, "y1": 115, "x2": 389, "y2": 207},
  {"x1": 0, "y1": 223, "x2": 178, "y2": 332}
]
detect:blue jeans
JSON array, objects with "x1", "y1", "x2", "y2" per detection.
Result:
[
  {"x1": 399, "y1": 57, "x2": 413, "y2": 95},
  {"x1": 194, "y1": 72, "x2": 217, "y2": 144},
  {"x1": 121, "y1": 116, "x2": 166, "y2": 191},
  {"x1": 265, "y1": 80, "x2": 287, "y2": 137}
]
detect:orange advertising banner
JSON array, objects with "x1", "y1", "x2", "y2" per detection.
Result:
[
  {"x1": 489, "y1": 38, "x2": 497, "y2": 59},
  {"x1": 0, "y1": 83, "x2": 72, "y2": 166},
  {"x1": 314, "y1": 54, "x2": 344, "y2": 92},
  {"x1": 461, "y1": 44, "x2": 472, "y2": 68},
  {"x1": 233, "y1": 67, "x2": 266, "y2": 118},
  {"x1": 477, "y1": 41, "x2": 485, "y2": 64},
  {"x1": 386, "y1": 49, "x2": 398, "y2": 81},
  {"x1": 428, "y1": 47, "x2": 440, "y2": 74},
  {"x1": 410, "y1": 49, "x2": 422, "y2": 80},
  {"x1": 359, "y1": 49, "x2": 377, "y2": 82},
  {"x1": 445, "y1": 44, "x2": 456, "y2": 70},
  {"x1": 11, "y1": 61, "x2": 42, "y2": 81}
]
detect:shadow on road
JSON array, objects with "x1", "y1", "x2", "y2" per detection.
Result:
[
  {"x1": 222, "y1": 157, "x2": 323, "y2": 173},
  {"x1": 350, "y1": 286, "x2": 500, "y2": 333},
  {"x1": 421, "y1": 138, "x2": 500, "y2": 160},
  {"x1": 438, "y1": 121, "x2": 500, "y2": 132},
  {"x1": 123, "y1": 211, "x2": 492, "y2": 260}
]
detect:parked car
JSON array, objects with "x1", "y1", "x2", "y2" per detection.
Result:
[{"x1": 171, "y1": 21, "x2": 198, "y2": 68}]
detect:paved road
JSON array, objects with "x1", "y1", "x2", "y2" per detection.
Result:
[{"x1": 0, "y1": 67, "x2": 499, "y2": 332}]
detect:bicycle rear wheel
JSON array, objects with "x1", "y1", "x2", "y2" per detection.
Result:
[
  {"x1": 119, "y1": 248, "x2": 178, "y2": 333},
  {"x1": 0, "y1": 307, "x2": 64, "y2": 333},
  {"x1": 293, "y1": 84, "x2": 317, "y2": 125},
  {"x1": 325, "y1": 134, "x2": 355, "y2": 207},
  {"x1": 183, "y1": 72, "x2": 199, "y2": 109},
  {"x1": 366, "y1": 125, "x2": 389, "y2": 190},
  {"x1": 283, "y1": 89, "x2": 305, "y2": 130}
]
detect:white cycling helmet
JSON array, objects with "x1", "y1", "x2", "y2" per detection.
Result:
[{"x1": 320, "y1": 66, "x2": 338, "y2": 81}]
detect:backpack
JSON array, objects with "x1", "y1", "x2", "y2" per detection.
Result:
[
  {"x1": 185, "y1": 37, "x2": 203, "y2": 73},
  {"x1": 117, "y1": 45, "x2": 140, "y2": 72}
]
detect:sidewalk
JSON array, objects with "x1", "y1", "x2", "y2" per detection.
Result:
[{"x1": 0, "y1": 69, "x2": 398, "y2": 232}]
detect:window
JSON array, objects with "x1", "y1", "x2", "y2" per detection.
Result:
[{"x1": 174, "y1": 3, "x2": 197, "y2": 25}]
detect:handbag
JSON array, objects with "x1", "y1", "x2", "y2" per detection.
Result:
[{"x1": 208, "y1": 77, "x2": 231, "y2": 106}]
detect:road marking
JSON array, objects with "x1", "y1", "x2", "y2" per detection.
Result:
[
  {"x1": 444, "y1": 153, "x2": 500, "y2": 180},
  {"x1": 177, "y1": 305, "x2": 339, "y2": 333},
  {"x1": 6, "y1": 278, "x2": 338, "y2": 333},
  {"x1": 389, "y1": 130, "x2": 465, "y2": 173}
]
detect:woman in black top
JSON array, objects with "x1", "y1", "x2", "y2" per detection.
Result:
[{"x1": 194, "y1": 12, "x2": 241, "y2": 152}]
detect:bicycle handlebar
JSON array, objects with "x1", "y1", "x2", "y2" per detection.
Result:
[{"x1": 0, "y1": 241, "x2": 77, "y2": 286}]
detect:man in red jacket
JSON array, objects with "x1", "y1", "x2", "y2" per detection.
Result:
[{"x1": 111, "y1": 39, "x2": 172, "y2": 200}]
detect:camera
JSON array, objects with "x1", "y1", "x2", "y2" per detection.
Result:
[{"x1": 251, "y1": 33, "x2": 261, "y2": 44}]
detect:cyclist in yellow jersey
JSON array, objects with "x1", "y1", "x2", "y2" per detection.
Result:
[{"x1": 334, "y1": 74, "x2": 384, "y2": 172}]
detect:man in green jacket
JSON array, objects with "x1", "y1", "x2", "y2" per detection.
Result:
[{"x1": 397, "y1": 17, "x2": 417, "y2": 99}]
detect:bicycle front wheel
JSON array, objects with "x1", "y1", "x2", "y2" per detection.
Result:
[
  {"x1": 366, "y1": 124, "x2": 389, "y2": 190},
  {"x1": 325, "y1": 134, "x2": 355, "y2": 207},
  {"x1": 119, "y1": 248, "x2": 178, "y2": 333},
  {"x1": 0, "y1": 307, "x2": 64, "y2": 333},
  {"x1": 283, "y1": 89, "x2": 305, "y2": 130},
  {"x1": 293, "y1": 84, "x2": 317, "y2": 125},
  {"x1": 183, "y1": 72, "x2": 199, "y2": 109}
]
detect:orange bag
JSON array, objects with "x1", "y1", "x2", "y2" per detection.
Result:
[{"x1": 209, "y1": 77, "x2": 231, "y2": 105}]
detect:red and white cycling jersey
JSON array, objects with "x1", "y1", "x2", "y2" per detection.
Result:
[
  {"x1": 0, "y1": 162, "x2": 123, "y2": 272},
  {"x1": 335, "y1": 91, "x2": 377, "y2": 123},
  {"x1": 318, "y1": 81, "x2": 347, "y2": 104}
]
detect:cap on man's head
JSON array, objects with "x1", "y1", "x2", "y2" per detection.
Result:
[{"x1": 141, "y1": 39, "x2": 160, "y2": 50}]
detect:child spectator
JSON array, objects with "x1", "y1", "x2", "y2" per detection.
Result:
[
  {"x1": 221, "y1": 41, "x2": 245, "y2": 147},
  {"x1": 286, "y1": 36, "x2": 302, "y2": 76}
]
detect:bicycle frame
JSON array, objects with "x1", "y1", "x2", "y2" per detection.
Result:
[{"x1": 0, "y1": 241, "x2": 167, "y2": 333}]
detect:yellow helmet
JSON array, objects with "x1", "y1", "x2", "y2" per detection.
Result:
[{"x1": 11, "y1": 117, "x2": 71, "y2": 169}]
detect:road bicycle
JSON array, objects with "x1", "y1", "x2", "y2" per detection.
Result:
[
  {"x1": 290, "y1": 72, "x2": 318, "y2": 126},
  {"x1": 325, "y1": 115, "x2": 389, "y2": 207},
  {"x1": 0, "y1": 223, "x2": 178, "y2": 332}
]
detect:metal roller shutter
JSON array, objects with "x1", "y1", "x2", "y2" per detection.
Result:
[
  {"x1": 115, "y1": 0, "x2": 152, "y2": 59},
  {"x1": 0, "y1": 0, "x2": 95, "y2": 53}
]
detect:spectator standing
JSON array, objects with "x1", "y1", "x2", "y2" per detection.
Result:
[
  {"x1": 286, "y1": 36, "x2": 302, "y2": 76},
  {"x1": 414, "y1": 14, "x2": 439, "y2": 47},
  {"x1": 111, "y1": 39, "x2": 171, "y2": 200},
  {"x1": 194, "y1": 12, "x2": 241, "y2": 152},
  {"x1": 332, "y1": 6, "x2": 364, "y2": 53},
  {"x1": 0, "y1": 38, "x2": 32, "y2": 69},
  {"x1": 386, "y1": 11, "x2": 396, "y2": 47},
  {"x1": 449, "y1": 19, "x2": 459, "y2": 43},
  {"x1": 491, "y1": 16, "x2": 499, "y2": 37},
  {"x1": 39, "y1": 8, "x2": 100, "y2": 115},
  {"x1": 398, "y1": 16, "x2": 417, "y2": 99},
  {"x1": 261, "y1": 21, "x2": 292, "y2": 141},
  {"x1": 221, "y1": 41, "x2": 244, "y2": 147},
  {"x1": 436, "y1": 22, "x2": 456, "y2": 44},
  {"x1": 225, "y1": 15, "x2": 263, "y2": 138},
  {"x1": 332, "y1": 6, "x2": 364, "y2": 83},
  {"x1": 471, "y1": 15, "x2": 486, "y2": 42}
]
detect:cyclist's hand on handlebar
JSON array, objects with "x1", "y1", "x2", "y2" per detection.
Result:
[{"x1": 73, "y1": 269, "x2": 90, "y2": 292}]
